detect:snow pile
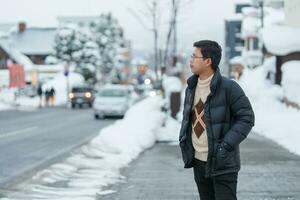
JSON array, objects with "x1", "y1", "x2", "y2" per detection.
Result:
[
  {"x1": 262, "y1": 25, "x2": 300, "y2": 55},
  {"x1": 162, "y1": 75, "x2": 182, "y2": 95},
  {"x1": 0, "y1": 88, "x2": 40, "y2": 111},
  {"x1": 156, "y1": 115, "x2": 181, "y2": 144},
  {"x1": 3, "y1": 95, "x2": 182, "y2": 200},
  {"x1": 263, "y1": 56, "x2": 276, "y2": 75},
  {"x1": 281, "y1": 61, "x2": 300, "y2": 105},
  {"x1": 0, "y1": 101, "x2": 12, "y2": 110},
  {"x1": 92, "y1": 96, "x2": 165, "y2": 156},
  {"x1": 239, "y1": 67, "x2": 300, "y2": 156},
  {"x1": 162, "y1": 75, "x2": 183, "y2": 113}
]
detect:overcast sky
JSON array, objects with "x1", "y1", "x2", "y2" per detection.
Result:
[{"x1": 0, "y1": 0, "x2": 236, "y2": 55}]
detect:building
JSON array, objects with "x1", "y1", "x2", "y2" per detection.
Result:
[
  {"x1": 10, "y1": 22, "x2": 56, "y2": 64},
  {"x1": 0, "y1": 34, "x2": 34, "y2": 85},
  {"x1": 224, "y1": 1, "x2": 252, "y2": 75}
]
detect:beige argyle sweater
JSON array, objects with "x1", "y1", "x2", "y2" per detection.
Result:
[{"x1": 191, "y1": 73, "x2": 214, "y2": 161}]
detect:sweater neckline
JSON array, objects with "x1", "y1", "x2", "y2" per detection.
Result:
[{"x1": 198, "y1": 73, "x2": 214, "y2": 86}]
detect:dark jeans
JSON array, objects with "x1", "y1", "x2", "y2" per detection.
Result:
[{"x1": 193, "y1": 158, "x2": 238, "y2": 200}]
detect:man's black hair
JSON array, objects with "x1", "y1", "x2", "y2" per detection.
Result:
[{"x1": 193, "y1": 40, "x2": 222, "y2": 70}]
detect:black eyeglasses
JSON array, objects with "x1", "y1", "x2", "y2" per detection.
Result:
[{"x1": 191, "y1": 54, "x2": 205, "y2": 60}]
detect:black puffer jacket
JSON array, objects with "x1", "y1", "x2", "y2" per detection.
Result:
[{"x1": 179, "y1": 68, "x2": 255, "y2": 177}]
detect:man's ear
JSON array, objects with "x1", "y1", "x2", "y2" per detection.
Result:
[{"x1": 205, "y1": 57, "x2": 212, "y2": 67}]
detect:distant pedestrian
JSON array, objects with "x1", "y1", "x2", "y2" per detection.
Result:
[
  {"x1": 44, "y1": 88, "x2": 50, "y2": 107},
  {"x1": 37, "y1": 84, "x2": 43, "y2": 108},
  {"x1": 179, "y1": 40, "x2": 255, "y2": 200},
  {"x1": 49, "y1": 87, "x2": 55, "y2": 106}
]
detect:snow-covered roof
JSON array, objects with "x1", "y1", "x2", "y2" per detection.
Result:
[
  {"x1": 0, "y1": 35, "x2": 33, "y2": 71},
  {"x1": 242, "y1": 6, "x2": 260, "y2": 17},
  {"x1": 234, "y1": 0, "x2": 252, "y2": 4},
  {"x1": 225, "y1": 13, "x2": 243, "y2": 21},
  {"x1": 262, "y1": 25, "x2": 300, "y2": 55},
  {"x1": 241, "y1": 6, "x2": 284, "y2": 39},
  {"x1": 57, "y1": 15, "x2": 98, "y2": 26},
  {"x1": 10, "y1": 27, "x2": 56, "y2": 55}
]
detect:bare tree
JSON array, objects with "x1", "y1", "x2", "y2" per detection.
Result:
[
  {"x1": 128, "y1": 0, "x2": 160, "y2": 80},
  {"x1": 128, "y1": 0, "x2": 194, "y2": 77},
  {"x1": 163, "y1": 0, "x2": 194, "y2": 68}
]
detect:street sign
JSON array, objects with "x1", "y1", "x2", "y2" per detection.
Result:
[{"x1": 64, "y1": 64, "x2": 69, "y2": 77}]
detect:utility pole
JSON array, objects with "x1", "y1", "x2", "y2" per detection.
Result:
[
  {"x1": 153, "y1": 1, "x2": 159, "y2": 80},
  {"x1": 172, "y1": 0, "x2": 178, "y2": 66},
  {"x1": 259, "y1": 0, "x2": 264, "y2": 63},
  {"x1": 260, "y1": 0, "x2": 264, "y2": 28}
]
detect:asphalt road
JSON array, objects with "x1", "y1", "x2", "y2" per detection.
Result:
[{"x1": 0, "y1": 106, "x2": 116, "y2": 188}]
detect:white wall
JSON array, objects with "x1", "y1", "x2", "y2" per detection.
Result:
[{"x1": 285, "y1": 0, "x2": 300, "y2": 28}]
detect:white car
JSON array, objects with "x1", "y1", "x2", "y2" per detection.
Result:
[{"x1": 93, "y1": 85, "x2": 133, "y2": 119}]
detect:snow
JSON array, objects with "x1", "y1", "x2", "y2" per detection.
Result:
[
  {"x1": 281, "y1": 61, "x2": 300, "y2": 105},
  {"x1": 263, "y1": 7, "x2": 284, "y2": 27},
  {"x1": 3, "y1": 95, "x2": 181, "y2": 199},
  {"x1": 156, "y1": 115, "x2": 181, "y2": 143},
  {"x1": 241, "y1": 50, "x2": 263, "y2": 67},
  {"x1": 42, "y1": 72, "x2": 85, "y2": 105},
  {"x1": 225, "y1": 13, "x2": 243, "y2": 21},
  {"x1": 0, "y1": 70, "x2": 9, "y2": 87},
  {"x1": 241, "y1": 16, "x2": 261, "y2": 38},
  {"x1": 242, "y1": 7, "x2": 260, "y2": 18},
  {"x1": 263, "y1": 56, "x2": 276, "y2": 74},
  {"x1": 0, "y1": 35, "x2": 34, "y2": 72},
  {"x1": 162, "y1": 75, "x2": 182, "y2": 101},
  {"x1": 230, "y1": 56, "x2": 245, "y2": 65},
  {"x1": 0, "y1": 88, "x2": 40, "y2": 111},
  {"x1": 239, "y1": 66, "x2": 300, "y2": 156},
  {"x1": 0, "y1": 71, "x2": 84, "y2": 110},
  {"x1": 0, "y1": 101, "x2": 12, "y2": 110},
  {"x1": 234, "y1": 0, "x2": 252, "y2": 4},
  {"x1": 262, "y1": 25, "x2": 300, "y2": 55},
  {"x1": 10, "y1": 27, "x2": 56, "y2": 55}
]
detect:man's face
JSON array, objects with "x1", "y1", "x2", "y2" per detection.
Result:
[{"x1": 189, "y1": 48, "x2": 211, "y2": 75}]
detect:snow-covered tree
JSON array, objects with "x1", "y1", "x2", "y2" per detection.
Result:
[
  {"x1": 90, "y1": 13, "x2": 123, "y2": 82},
  {"x1": 53, "y1": 24, "x2": 101, "y2": 82}
]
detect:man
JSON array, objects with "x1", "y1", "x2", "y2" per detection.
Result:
[
  {"x1": 37, "y1": 84, "x2": 43, "y2": 108},
  {"x1": 179, "y1": 40, "x2": 255, "y2": 200}
]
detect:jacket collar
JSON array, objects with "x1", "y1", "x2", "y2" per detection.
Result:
[{"x1": 187, "y1": 68, "x2": 222, "y2": 94}]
